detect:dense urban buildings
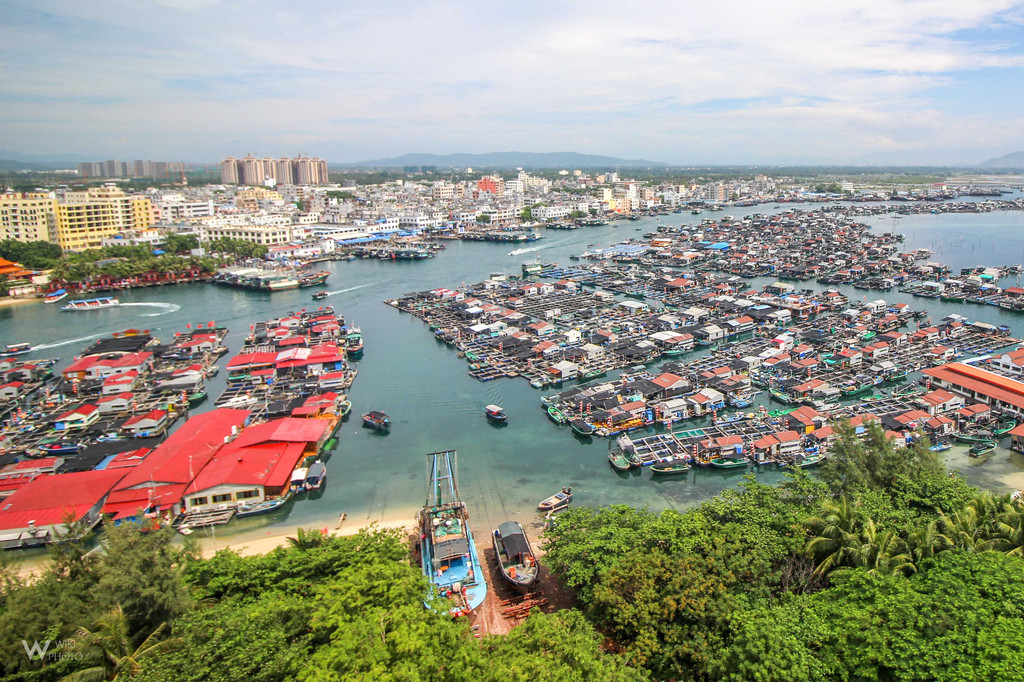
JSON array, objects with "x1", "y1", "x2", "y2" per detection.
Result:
[{"x1": 220, "y1": 154, "x2": 329, "y2": 186}]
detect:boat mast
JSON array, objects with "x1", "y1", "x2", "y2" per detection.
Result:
[{"x1": 426, "y1": 449, "x2": 459, "y2": 507}]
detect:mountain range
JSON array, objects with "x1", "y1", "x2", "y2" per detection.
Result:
[
  {"x1": 976, "y1": 151, "x2": 1024, "y2": 169},
  {"x1": 335, "y1": 151, "x2": 668, "y2": 170}
]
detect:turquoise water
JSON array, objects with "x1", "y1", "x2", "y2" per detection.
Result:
[{"x1": 3, "y1": 198, "x2": 1024, "y2": 541}]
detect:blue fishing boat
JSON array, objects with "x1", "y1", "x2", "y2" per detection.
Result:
[{"x1": 417, "y1": 449, "x2": 487, "y2": 617}]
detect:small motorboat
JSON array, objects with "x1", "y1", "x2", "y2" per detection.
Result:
[
  {"x1": 3, "y1": 342, "x2": 32, "y2": 356},
  {"x1": 38, "y1": 442, "x2": 81, "y2": 455},
  {"x1": 236, "y1": 493, "x2": 292, "y2": 518},
  {"x1": 484, "y1": 404, "x2": 507, "y2": 422},
  {"x1": 362, "y1": 410, "x2": 391, "y2": 431},
  {"x1": 650, "y1": 457, "x2": 691, "y2": 476},
  {"x1": 492, "y1": 520, "x2": 540, "y2": 593},
  {"x1": 538, "y1": 486, "x2": 572, "y2": 512},
  {"x1": 312, "y1": 290, "x2": 328, "y2": 300},
  {"x1": 304, "y1": 461, "x2": 326, "y2": 490},
  {"x1": 43, "y1": 289, "x2": 68, "y2": 304},
  {"x1": 290, "y1": 467, "x2": 309, "y2": 493}
]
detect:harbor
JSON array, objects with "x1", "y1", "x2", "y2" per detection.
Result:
[{"x1": 5, "y1": 199, "x2": 1024, "y2": 556}]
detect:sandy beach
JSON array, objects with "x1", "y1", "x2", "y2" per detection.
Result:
[{"x1": 0, "y1": 296, "x2": 41, "y2": 309}]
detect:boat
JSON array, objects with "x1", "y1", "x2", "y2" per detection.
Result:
[
  {"x1": 492, "y1": 520, "x2": 540, "y2": 593},
  {"x1": 3, "y1": 342, "x2": 32, "y2": 356},
  {"x1": 538, "y1": 486, "x2": 572, "y2": 512},
  {"x1": 929, "y1": 442, "x2": 952, "y2": 452},
  {"x1": 608, "y1": 449, "x2": 632, "y2": 471},
  {"x1": 236, "y1": 491, "x2": 293, "y2": 517},
  {"x1": 650, "y1": 457, "x2": 691, "y2": 476},
  {"x1": 968, "y1": 441, "x2": 997, "y2": 457},
  {"x1": 418, "y1": 449, "x2": 487, "y2": 616},
  {"x1": 289, "y1": 467, "x2": 309, "y2": 494},
  {"x1": 708, "y1": 457, "x2": 748, "y2": 469},
  {"x1": 484, "y1": 404, "x2": 507, "y2": 422},
  {"x1": 187, "y1": 391, "x2": 208, "y2": 407},
  {"x1": 955, "y1": 433, "x2": 996, "y2": 445},
  {"x1": 37, "y1": 442, "x2": 81, "y2": 455},
  {"x1": 61, "y1": 296, "x2": 120, "y2": 311},
  {"x1": 43, "y1": 289, "x2": 68, "y2": 304},
  {"x1": 546, "y1": 405, "x2": 568, "y2": 424},
  {"x1": 994, "y1": 420, "x2": 1018, "y2": 436},
  {"x1": 571, "y1": 418, "x2": 595, "y2": 437},
  {"x1": 796, "y1": 452, "x2": 826, "y2": 468},
  {"x1": 304, "y1": 460, "x2": 326, "y2": 490},
  {"x1": 346, "y1": 325, "x2": 364, "y2": 357},
  {"x1": 311, "y1": 290, "x2": 328, "y2": 300},
  {"x1": 298, "y1": 271, "x2": 330, "y2": 287},
  {"x1": 362, "y1": 410, "x2": 391, "y2": 430}
]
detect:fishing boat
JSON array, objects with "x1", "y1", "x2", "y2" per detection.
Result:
[
  {"x1": 994, "y1": 420, "x2": 1018, "y2": 436},
  {"x1": 298, "y1": 270, "x2": 330, "y2": 287},
  {"x1": 796, "y1": 451, "x2": 826, "y2": 467},
  {"x1": 43, "y1": 288, "x2": 68, "y2": 304},
  {"x1": 2, "y1": 342, "x2": 32, "y2": 356},
  {"x1": 955, "y1": 432, "x2": 996, "y2": 445},
  {"x1": 492, "y1": 520, "x2": 540, "y2": 593},
  {"x1": 650, "y1": 457, "x2": 691, "y2": 476},
  {"x1": 608, "y1": 449, "x2": 633, "y2": 471},
  {"x1": 538, "y1": 486, "x2": 572, "y2": 512},
  {"x1": 61, "y1": 296, "x2": 120, "y2": 311},
  {"x1": 187, "y1": 391, "x2": 208, "y2": 407},
  {"x1": 311, "y1": 290, "x2": 328, "y2": 300},
  {"x1": 571, "y1": 418, "x2": 595, "y2": 437},
  {"x1": 304, "y1": 461, "x2": 326, "y2": 490},
  {"x1": 484, "y1": 404, "x2": 507, "y2": 422},
  {"x1": 346, "y1": 326, "x2": 364, "y2": 357},
  {"x1": 968, "y1": 441, "x2": 997, "y2": 457},
  {"x1": 361, "y1": 410, "x2": 391, "y2": 430},
  {"x1": 236, "y1": 491, "x2": 293, "y2": 517},
  {"x1": 708, "y1": 457, "x2": 748, "y2": 469},
  {"x1": 418, "y1": 449, "x2": 487, "y2": 616},
  {"x1": 546, "y1": 405, "x2": 568, "y2": 424}
]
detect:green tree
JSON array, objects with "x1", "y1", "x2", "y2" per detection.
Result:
[{"x1": 64, "y1": 605, "x2": 179, "y2": 681}]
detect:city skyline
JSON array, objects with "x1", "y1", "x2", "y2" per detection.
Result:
[{"x1": 3, "y1": 1, "x2": 1024, "y2": 166}]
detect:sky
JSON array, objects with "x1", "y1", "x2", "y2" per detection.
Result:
[{"x1": 2, "y1": 0, "x2": 1024, "y2": 165}]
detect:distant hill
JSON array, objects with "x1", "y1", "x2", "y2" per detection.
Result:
[
  {"x1": 977, "y1": 151, "x2": 1024, "y2": 169},
  {"x1": 337, "y1": 151, "x2": 668, "y2": 170},
  {"x1": 0, "y1": 158, "x2": 54, "y2": 172}
]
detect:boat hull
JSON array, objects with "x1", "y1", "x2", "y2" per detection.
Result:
[{"x1": 492, "y1": 522, "x2": 540, "y2": 593}]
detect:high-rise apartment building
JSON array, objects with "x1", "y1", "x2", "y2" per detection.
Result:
[
  {"x1": 219, "y1": 155, "x2": 328, "y2": 185},
  {"x1": 76, "y1": 160, "x2": 184, "y2": 178}
]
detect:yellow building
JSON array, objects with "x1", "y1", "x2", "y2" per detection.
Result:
[
  {"x1": 55, "y1": 186, "x2": 155, "y2": 251},
  {"x1": 235, "y1": 188, "x2": 283, "y2": 212},
  {"x1": 0, "y1": 192, "x2": 58, "y2": 243}
]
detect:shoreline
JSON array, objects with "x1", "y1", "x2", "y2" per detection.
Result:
[{"x1": 0, "y1": 296, "x2": 41, "y2": 309}]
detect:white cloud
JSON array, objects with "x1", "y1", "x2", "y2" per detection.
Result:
[{"x1": 2, "y1": 0, "x2": 1024, "y2": 162}]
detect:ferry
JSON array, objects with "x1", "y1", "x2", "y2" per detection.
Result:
[
  {"x1": 43, "y1": 288, "x2": 68, "y2": 304},
  {"x1": 3, "y1": 342, "x2": 32, "y2": 356},
  {"x1": 61, "y1": 296, "x2": 120, "y2": 311},
  {"x1": 418, "y1": 449, "x2": 487, "y2": 616}
]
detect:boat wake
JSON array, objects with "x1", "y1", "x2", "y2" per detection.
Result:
[
  {"x1": 119, "y1": 302, "x2": 182, "y2": 317},
  {"x1": 323, "y1": 281, "x2": 381, "y2": 296},
  {"x1": 509, "y1": 238, "x2": 569, "y2": 257},
  {"x1": 31, "y1": 332, "x2": 108, "y2": 351}
]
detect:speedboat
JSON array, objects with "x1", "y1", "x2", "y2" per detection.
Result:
[
  {"x1": 43, "y1": 289, "x2": 68, "y2": 304},
  {"x1": 3, "y1": 342, "x2": 32, "y2": 356},
  {"x1": 538, "y1": 486, "x2": 572, "y2": 512},
  {"x1": 61, "y1": 296, "x2": 120, "y2": 311}
]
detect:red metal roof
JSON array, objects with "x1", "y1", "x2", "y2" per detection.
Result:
[
  {"x1": 189, "y1": 441, "x2": 306, "y2": 491},
  {"x1": 114, "y1": 408, "x2": 249, "y2": 491},
  {"x1": 923, "y1": 363, "x2": 1024, "y2": 411},
  {"x1": 232, "y1": 418, "x2": 329, "y2": 448},
  {"x1": 0, "y1": 469, "x2": 128, "y2": 530}
]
